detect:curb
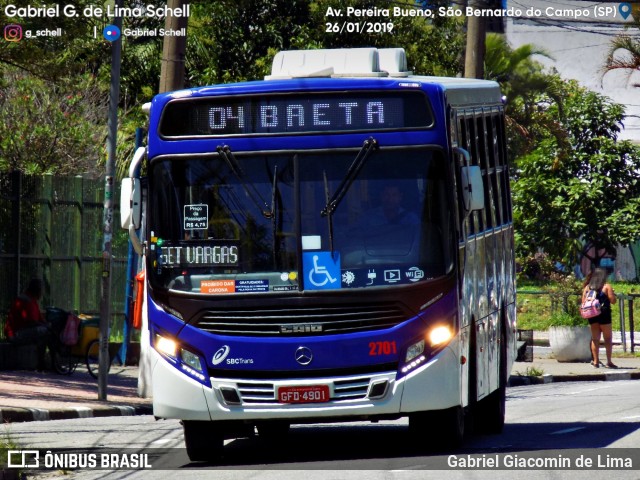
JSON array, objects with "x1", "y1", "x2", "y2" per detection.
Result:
[
  {"x1": 509, "y1": 370, "x2": 640, "y2": 386},
  {"x1": 0, "y1": 404, "x2": 152, "y2": 423}
]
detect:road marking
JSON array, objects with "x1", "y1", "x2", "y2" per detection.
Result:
[
  {"x1": 151, "y1": 439, "x2": 173, "y2": 445},
  {"x1": 551, "y1": 427, "x2": 586, "y2": 435},
  {"x1": 568, "y1": 386, "x2": 610, "y2": 395}
]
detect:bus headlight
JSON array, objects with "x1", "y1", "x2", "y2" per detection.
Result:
[
  {"x1": 400, "y1": 325, "x2": 454, "y2": 376},
  {"x1": 181, "y1": 348, "x2": 204, "y2": 373},
  {"x1": 429, "y1": 325, "x2": 453, "y2": 347},
  {"x1": 180, "y1": 347, "x2": 207, "y2": 383},
  {"x1": 155, "y1": 333, "x2": 208, "y2": 385},
  {"x1": 405, "y1": 339, "x2": 425, "y2": 363},
  {"x1": 155, "y1": 334, "x2": 178, "y2": 359}
]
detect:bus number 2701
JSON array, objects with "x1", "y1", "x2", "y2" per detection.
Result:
[{"x1": 369, "y1": 341, "x2": 397, "y2": 356}]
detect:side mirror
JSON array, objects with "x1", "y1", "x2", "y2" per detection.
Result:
[
  {"x1": 120, "y1": 177, "x2": 141, "y2": 230},
  {"x1": 460, "y1": 165, "x2": 485, "y2": 212}
]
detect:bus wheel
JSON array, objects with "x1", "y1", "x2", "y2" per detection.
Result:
[
  {"x1": 408, "y1": 406, "x2": 464, "y2": 451},
  {"x1": 476, "y1": 384, "x2": 506, "y2": 434},
  {"x1": 441, "y1": 405, "x2": 465, "y2": 448},
  {"x1": 183, "y1": 421, "x2": 224, "y2": 462},
  {"x1": 476, "y1": 328, "x2": 507, "y2": 434}
]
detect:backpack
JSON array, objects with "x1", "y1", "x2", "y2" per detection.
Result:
[
  {"x1": 580, "y1": 289, "x2": 602, "y2": 319},
  {"x1": 60, "y1": 313, "x2": 80, "y2": 346}
]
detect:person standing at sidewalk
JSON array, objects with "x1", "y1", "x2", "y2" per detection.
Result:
[
  {"x1": 4, "y1": 278, "x2": 50, "y2": 370},
  {"x1": 582, "y1": 268, "x2": 618, "y2": 369}
]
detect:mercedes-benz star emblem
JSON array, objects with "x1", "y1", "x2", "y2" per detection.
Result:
[{"x1": 295, "y1": 346, "x2": 313, "y2": 366}]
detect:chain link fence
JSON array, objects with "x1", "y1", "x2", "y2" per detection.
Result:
[{"x1": 0, "y1": 171, "x2": 130, "y2": 341}]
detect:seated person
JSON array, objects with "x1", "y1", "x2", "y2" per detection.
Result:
[
  {"x1": 365, "y1": 184, "x2": 419, "y2": 226},
  {"x1": 341, "y1": 184, "x2": 420, "y2": 265},
  {"x1": 4, "y1": 278, "x2": 51, "y2": 370}
]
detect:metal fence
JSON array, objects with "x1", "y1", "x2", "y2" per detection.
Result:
[
  {"x1": 517, "y1": 290, "x2": 637, "y2": 352},
  {"x1": 0, "y1": 171, "x2": 129, "y2": 340}
]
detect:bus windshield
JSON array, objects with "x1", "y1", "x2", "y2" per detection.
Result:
[{"x1": 147, "y1": 148, "x2": 453, "y2": 294}]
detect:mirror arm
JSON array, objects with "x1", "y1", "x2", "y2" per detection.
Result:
[{"x1": 129, "y1": 224, "x2": 144, "y2": 255}]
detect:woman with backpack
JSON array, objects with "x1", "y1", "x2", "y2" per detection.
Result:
[{"x1": 582, "y1": 268, "x2": 618, "y2": 368}]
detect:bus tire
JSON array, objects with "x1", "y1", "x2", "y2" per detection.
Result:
[
  {"x1": 476, "y1": 324, "x2": 507, "y2": 434},
  {"x1": 408, "y1": 406, "x2": 464, "y2": 451},
  {"x1": 183, "y1": 421, "x2": 224, "y2": 462},
  {"x1": 440, "y1": 405, "x2": 465, "y2": 448}
]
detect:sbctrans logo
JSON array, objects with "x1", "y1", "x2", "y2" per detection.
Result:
[
  {"x1": 4, "y1": 24, "x2": 23, "y2": 42},
  {"x1": 8, "y1": 450, "x2": 39, "y2": 468},
  {"x1": 212, "y1": 345, "x2": 230, "y2": 365}
]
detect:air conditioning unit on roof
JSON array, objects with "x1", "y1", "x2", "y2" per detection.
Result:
[{"x1": 265, "y1": 47, "x2": 411, "y2": 80}]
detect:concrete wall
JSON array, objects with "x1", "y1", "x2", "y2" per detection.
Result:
[{"x1": 506, "y1": 0, "x2": 640, "y2": 143}]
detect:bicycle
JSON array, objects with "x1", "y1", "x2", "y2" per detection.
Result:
[
  {"x1": 45, "y1": 307, "x2": 80, "y2": 375},
  {"x1": 86, "y1": 338, "x2": 127, "y2": 379}
]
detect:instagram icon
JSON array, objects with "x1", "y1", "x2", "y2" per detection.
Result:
[{"x1": 4, "y1": 24, "x2": 22, "y2": 42}]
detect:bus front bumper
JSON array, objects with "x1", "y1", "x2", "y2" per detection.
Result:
[{"x1": 151, "y1": 341, "x2": 461, "y2": 422}]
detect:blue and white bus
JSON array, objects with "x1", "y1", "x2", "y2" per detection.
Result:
[{"x1": 121, "y1": 48, "x2": 516, "y2": 461}]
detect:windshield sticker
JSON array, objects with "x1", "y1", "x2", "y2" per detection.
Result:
[
  {"x1": 303, "y1": 252, "x2": 341, "y2": 291},
  {"x1": 159, "y1": 245, "x2": 239, "y2": 267},
  {"x1": 236, "y1": 279, "x2": 269, "y2": 293},
  {"x1": 340, "y1": 266, "x2": 431, "y2": 288},
  {"x1": 200, "y1": 279, "x2": 270, "y2": 294},
  {"x1": 184, "y1": 204, "x2": 208, "y2": 230},
  {"x1": 406, "y1": 266, "x2": 425, "y2": 282},
  {"x1": 273, "y1": 286, "x2": 297, "y2": 292},
  {"x1": 201, "y1": 280, "x2": 235, "y2": 294}
]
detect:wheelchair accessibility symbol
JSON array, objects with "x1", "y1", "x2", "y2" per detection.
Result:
[{"x1": 303, "y1": 252, "x2": 341, "y2": 290}]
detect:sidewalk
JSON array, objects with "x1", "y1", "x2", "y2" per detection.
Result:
[
  {"x1": 510, "y1": 331, "x2": 640, "y2": 385},
  {"x1": 0, "y1": 337, "x2": 639, "y2": 424},
  {"x1": 0, "y1": 366, "x2": 152, "y2": 423}
]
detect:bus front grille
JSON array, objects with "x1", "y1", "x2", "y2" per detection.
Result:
[
  {"x1": 229, "y1": 373, "x2": 391, "y2": 405},
  {"x1": 193, "y1": 303, "x2": 410, "y2": 336}
]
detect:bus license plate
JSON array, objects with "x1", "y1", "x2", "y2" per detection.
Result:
[{"x1": 278, "y1": 385, "x2": 330, "y2": 404}]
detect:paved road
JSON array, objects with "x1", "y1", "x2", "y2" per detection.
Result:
[{"x1": 6, "y1": 379, "x2": 640, "y2": 479}]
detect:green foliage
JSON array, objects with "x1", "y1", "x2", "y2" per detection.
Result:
[
  {"x1": 188, "y1": 0, "x2": 464, "y2": 85},
  {"x1": 517, "y1": 252, "x2": 556, "y2": 281},
  {"x1": 0, "y1": 67, "x2": 107, "y2": 175},
  {"x1": 309, "y1": 0, "x2": 465, "y2": 76},
  {"x1": 548, "y1": 311, "x2": 585, "y2": 327},
  {"x1": 511, "y1": 79, "x2": 640, "y2": 265},
  {"x1": 484, "y1": 33, "x2": 556, "y2": 159},
  {"x1": 1, "y1": 0, "x2": 468, "y2": 177},
  {"x1": 0, "y1": 428, "x2": 21, "y2": 472},
  {"x1": 516, "y1": 366, "x2": 544, "y2": 377},
  {"x1": 603, "y1": 35, "x2": 640, "y2": 87}
]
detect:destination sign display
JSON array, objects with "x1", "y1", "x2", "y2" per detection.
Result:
[{"x1": 159, "y1": 91, "x2": 431, "y2": 137}]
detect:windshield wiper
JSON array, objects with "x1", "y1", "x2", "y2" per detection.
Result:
[
  {"x1": 320, "y1": 137, "x2": 378, "y2": 217},
  {"x1": 217, "y1": 145, "x2": 273, "y2": 219}
]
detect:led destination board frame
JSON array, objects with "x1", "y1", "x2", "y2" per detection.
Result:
[{"x1": 159, "y1": 91, "x2": 432, "y2": 137}]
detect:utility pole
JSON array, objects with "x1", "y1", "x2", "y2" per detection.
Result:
[
  {"x1": 159, "y1": 0, "x2": 189, "y2": 92},
  {"x1": 99, "y1": 0, "x2": 123, "y2": 400},
  {"x1": 464, "y1": 0, "x2": 487, "y2": 79}
]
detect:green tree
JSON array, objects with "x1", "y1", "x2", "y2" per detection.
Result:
[
  {"x1": 512, "y1": 79, "x2": 640, "y2": 266},
  {"x1": 483, "y1": 33, "x2": 558, "y2": 159},
  {"x1": 603, "y1": 35, "x2": 640, "y2": 87},
  {"x1": 0, "y1": 68, "x2": 107, "y2": 175}
]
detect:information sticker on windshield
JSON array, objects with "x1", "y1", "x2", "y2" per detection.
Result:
[{"x1": 184, "y1": 204, "x2": 208, "y2": 230}]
